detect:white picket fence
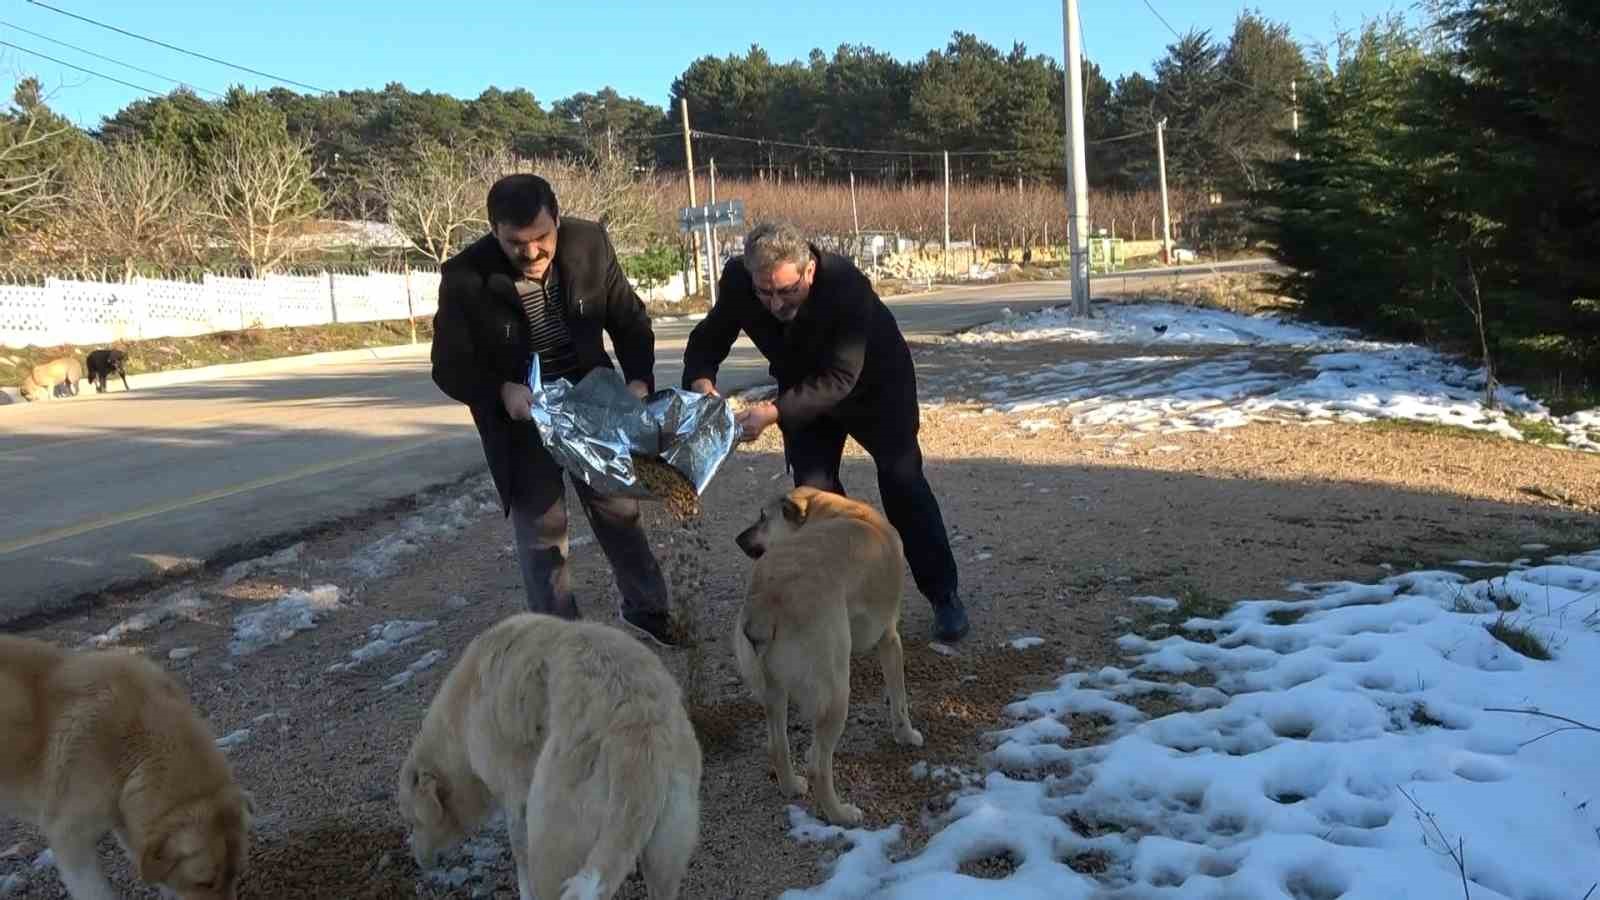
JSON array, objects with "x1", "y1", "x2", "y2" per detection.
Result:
[{"x1": 0, "y1": 267, "x2": 692, "y2": 349}]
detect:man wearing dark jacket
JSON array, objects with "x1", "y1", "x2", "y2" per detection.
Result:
[
  {"x1": 681, "y1": 222, "x2": 970, "y2": 642},
  {"x1": 431, "y1": 173, "x2": 677, "y2": 645}
]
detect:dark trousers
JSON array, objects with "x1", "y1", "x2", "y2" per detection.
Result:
[
  {"x1": 506, "y1": 423, "x2": 669, "y2": 619},
  {"x1": 779, "y1": 401, "x2": 959, "y2": 605}
]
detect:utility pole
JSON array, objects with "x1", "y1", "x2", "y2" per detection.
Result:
[
  {"x1": 942, "y1": 150, "x2": 951, "y2": 278},
  {"x1": 1156, "y1": 117, "x2": 1173, "y2": 266},
  {"x1": 1291, "y1": 78, "x2": 1300, "y2": 161},
  {"x1": 1061, "y1": 0, "x2": 1091, "y2": 316},
  {"x1": 679, "y1": 98, "x2": 700, "y2": 294},
  {"x1": 708, "y1": 157, "x2": 718, "y2": 298},
  {"x1": 849, "y1": 170, "x2": 860, "y2": 243}
]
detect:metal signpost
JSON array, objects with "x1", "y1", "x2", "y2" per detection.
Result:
[{"x1": 678, "y1": 199, "x2": 745, "y2": 305}]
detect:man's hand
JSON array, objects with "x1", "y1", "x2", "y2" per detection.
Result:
[
  {"x1": 735, "y1": 400, "x2": 779, "y2": 442},
  {"x1": 689, "y1": 377, "x2": 720, "y2": 398},
  {"x1": 501, "y1": 381, "x2": 534, "y2": 421},
  {"x1": 626, "y1": 379, "x2": 649, "y2": 401}
]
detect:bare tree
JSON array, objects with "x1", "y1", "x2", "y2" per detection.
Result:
[
  {"x1": 373, "y1": 138, "x2": 492, "y2": 264},
  {"x1": 201, "y1": 128, "x2": 324, "y2": 274},
  {"x1": 1454, "y1": 255, "x2": 1498, "y2": 410},
  {"x1": 66, "y1": 141, "x2": 204, "y2": 275},
  {"x1": 0, "y1": 111, "x2": 67, "y2": 234}
]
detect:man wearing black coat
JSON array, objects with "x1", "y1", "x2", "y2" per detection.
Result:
[
  {"x1": 430, "y1": 173, "x2": 677, "y2": 645},
  {"x1": 681, "y1": 222, "x2": 970, "y2": 642}
]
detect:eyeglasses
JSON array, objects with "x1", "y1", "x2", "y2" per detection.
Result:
[{"x1": 754, "y1": 279, "x2": 806, "y2": 301}]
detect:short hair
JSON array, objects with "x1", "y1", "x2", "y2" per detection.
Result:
[
  {"x1": 486, "y1": 174, "x2": 560, "y2": 229},
  {"x1": 742, "y1": 222, "x2": 812, "y2": 275}
]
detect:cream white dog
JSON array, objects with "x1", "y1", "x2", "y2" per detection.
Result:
[
  {"x1": 0, "y1": 635, "x2": 253, "y2": 900},
  {"x1": 396, "y1": 613, "x2": 702, "y2": 900}
]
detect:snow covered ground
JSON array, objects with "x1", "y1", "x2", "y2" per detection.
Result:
[
  {"x1": 785, "y1": 547, "x2": 1600, "y2": 899},
  {"x1": 938, "y1": 301, "x2": 1599, "y2": 451}
]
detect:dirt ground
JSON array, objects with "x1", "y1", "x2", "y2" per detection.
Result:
[{"x1": 2, "y1": 336, "x2": 1597, "y2": 899}]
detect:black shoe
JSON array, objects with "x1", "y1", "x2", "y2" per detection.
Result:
[
  {"x1": 622, "y1": 609, "x2": 684, "y2": 647},
  {"x1": 931, "y1": 594, "x2": 971, "y2": 643}
]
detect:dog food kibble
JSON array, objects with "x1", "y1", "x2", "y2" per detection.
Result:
[
  {"x1": 665, "y1": 516, "x2": 714, "y2": 709},
  {"x1": 631, "y1": 454, "x2": 702, "y2": 521}
]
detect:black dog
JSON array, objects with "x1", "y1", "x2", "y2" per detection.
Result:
[{"x1": 85, "y1": 348, "x2": 130, "y2": 393}]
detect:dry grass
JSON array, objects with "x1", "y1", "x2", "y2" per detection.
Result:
[
  {"x1": 650, "y1": 176, "x2": 1208, "y2": 252},
  {"x1": 0, "y1": 319, "x2": 435, "y2": 390},
  {"x1": 1130, "y1": 271, "x2": 1297, "y2": 315},
  {"x1": 1484, "y1": 614, "x2": 1552, "y2": 660}
]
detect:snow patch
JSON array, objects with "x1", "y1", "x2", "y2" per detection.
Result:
[
  {"x1": 85, "y1": 588, "x2": 209, "y2": 648},
  {"x1": 383, "y1": 649, "x2": 446, "y2": 692},
  {"x1": 787, "y1": 546, "x2": 1600, "y2": 899},
  {"x1": 326, "y1": 620, "x2": 438, "y2": 674},
  {"x1": 347, "y1": 481, "x2": 498, "y2": 582},
  {"x1": 215, "y1": 729, "x2": 251, "y2": 752},
  {"x1": 219, "y1": 542, "x2": 304, "y2": 586},
  {"x1": 227, "y1": 585, "x2": 343, "y2": 656},
  {"x1": 939, "y1": 301, "x2": 1595, "y2": 448}
]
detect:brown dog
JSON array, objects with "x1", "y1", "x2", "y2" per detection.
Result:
[
  {"x1": 731, "y1": 487, "x2": 923, "y2": 825},
  {"x1": 19, "y1": 357, "x2": 83, "y2": 401},
  {"x1": 0, "y1": 635, "x2": 253, "y2": 900}
]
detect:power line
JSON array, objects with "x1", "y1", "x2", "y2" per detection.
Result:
[
  {"x1": 1135, "y1": 0, "x2": 1296, "y2": 104},
  {"x1": 1140, "y1": 0, "x2": 1184, "y2": 42},
  {"x1": 24, "y1": 0, "x2": 330, "y2": 93},
  {"x1": 0, "y1": 20, "x2": 222, "y2": 96},
  {"x1": 0, "y1": 37, "x2": 161, "y2": 94},
  {"x1": 691, "y1": 129, "x2": 938, "y2": 157},
  {"x1": 1091, "y1": 128, "x2": 1155, "y2": 145},
  {"x1": 688, "y1": 127, "x2": 1155, "y2": 158},
  {"x1": 588, "y1": 129, "x2": 684, "y2": 143}
]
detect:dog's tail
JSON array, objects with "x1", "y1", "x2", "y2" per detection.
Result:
[
  {"x1": 732, "y1": 603, "x2": 775, "y2": 699},
  {"x1": 558, "y1": 724, "x2": 681, "y2": 900}
]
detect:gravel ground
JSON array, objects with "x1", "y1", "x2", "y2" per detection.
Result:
[{"x1": 2, "y1": 337, "x2": 1596, "y2": 899}]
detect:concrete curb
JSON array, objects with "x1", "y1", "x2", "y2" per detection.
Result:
[{"x1": 0, "y1": 341, "x2": 433, "y2": 407}]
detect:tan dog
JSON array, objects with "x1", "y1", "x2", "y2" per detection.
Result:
[
  {"x1": 731, "y1": 487, "x2": 923, "y2": 826},
  {"x1": 397, "y1": 613, "x2": 702, "y2": 900},
  {"x1": 19, "y1": 357, "x2": 83, "y2": 401},
  {"x1": 0, "y1": 635, "x2": 253, "y2": 900}
]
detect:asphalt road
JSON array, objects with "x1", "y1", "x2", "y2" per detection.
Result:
[{"x1": 0, "y1": 259, "x2": 1278, "y2": 623}]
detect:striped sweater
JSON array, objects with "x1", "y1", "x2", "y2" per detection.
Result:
[{"x1": 517, "y1": 266, "x2": 580, "y2": 383}]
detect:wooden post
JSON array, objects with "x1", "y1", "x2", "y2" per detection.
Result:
[
  {"x1": 680, "y1": 98, "x2": 700, "y2": 294},
  {"x1": 942, "y1": 150, "x2": 950, "y2": 277},
  {"x1": 849, "y1": 170, "x2": 860, "y2": 245}
]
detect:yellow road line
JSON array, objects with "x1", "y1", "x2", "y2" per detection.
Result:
[{"x1": 0, "y1": 434, "x2": 458, "y2": 557}]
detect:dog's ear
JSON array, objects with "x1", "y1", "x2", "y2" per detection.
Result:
[
  {"x1": 781, "y1": 493, "x2": 809, "y2": 525},
  {"x1": 414, "y1": 771, "x2": 446, "y2": 827},
  {"x1": 138, "y1": 822, "x2": 195, "y2": 883}
]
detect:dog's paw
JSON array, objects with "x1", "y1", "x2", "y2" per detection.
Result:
[
  {"x1": 895, "y1": 726, "x2": 924, "y2": 748},
  {"x1": 559, "y1": 869, "x2": 604, "y2": 900},
  {"x1": 778, "y1": 774, "x2": 810, "y2": 798},
  {"x1": 823, "y1": 802, "x2": 863, "y2": 826}
]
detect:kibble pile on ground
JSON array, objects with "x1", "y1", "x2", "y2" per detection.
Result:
[{"x1": 2, "y1": 340, "x2": 1596, "y2": 897}]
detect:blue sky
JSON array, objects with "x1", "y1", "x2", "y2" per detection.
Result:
[{"x1": 1, "y1": 0, "x2": 1415, "y2": 129}]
